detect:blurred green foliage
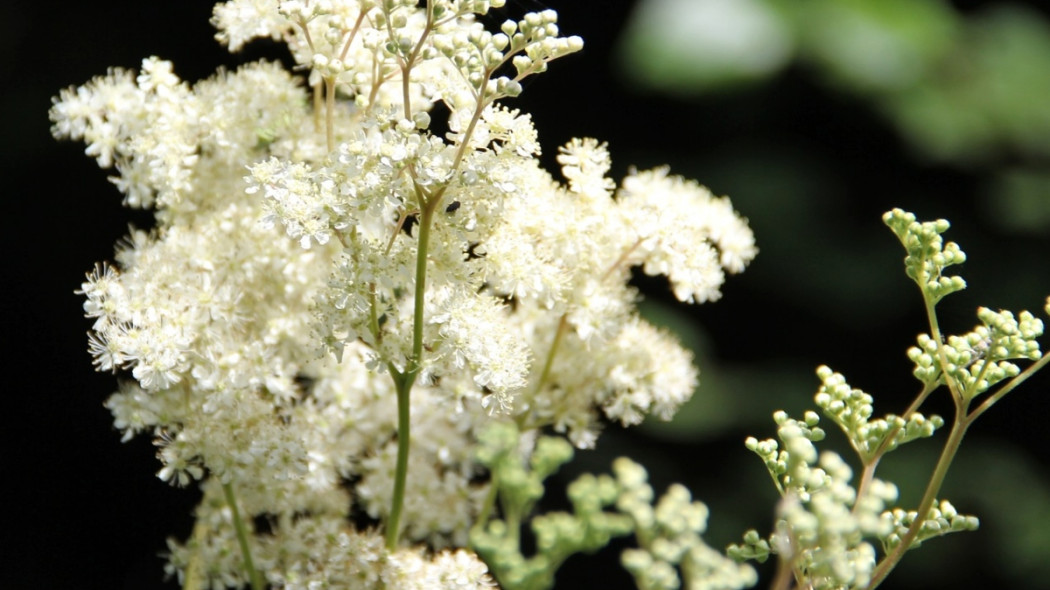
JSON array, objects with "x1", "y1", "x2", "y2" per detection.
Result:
[{"x1": 618, "y1": 0, "x2": 1050, "y2": 234}]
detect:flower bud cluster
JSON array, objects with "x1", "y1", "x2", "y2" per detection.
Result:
[
  {"x1": 614, "y1": 458, "x2": 757, "y2": 590},
  {"x1": 471, "y1": 421, "x2": 632, "y2": 589},
  {"x1": 882, "y1": 499, "x2": 979, "y2": 551},
  {"x1": 746, "y1": 411, "x2": 825, "y2": 496},
  {"x1": 907, "y1": 333, "x2": 942, "y2": 384},
  {"x1": 907, "y1": 307, "x2": 1043, "y2": 399},
  {"x1": 505, "y1": 11, "x2": 584, "y2": 80},
  {"x1": 882, "y1": 208, "x2": 967, "y2": 303},
  {"x1": 733, "y1": 209, "x2": 1047, "y2": 590},
  {"x1": 742, "y1": 405, "x2": 918, "y2": 590},
  {"x1": 430, "y1": 9, "x2": 582, "y2": 124},
  {"x1": 950, "y1": 308, "x2": 1042, "y2": 398},
  {"x1": 814, "y1": 366, "x2": 943, "y2": 460},
  {"x1": 726, "y1": 529, "x2": 771, "y2": 564}
]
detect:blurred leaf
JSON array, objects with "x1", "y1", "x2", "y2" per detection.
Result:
[
  {"x1": 617, "y1": 0, "x2": 794, "y2": 92},
  {"x1": 887, "y1": 5, "x2": 1050, "y2": 163},
  {"x1": 983, "y1": 168, "x2": 1050, "y2": 234},
  {"x1": 621, "y1": 0, "x2": 1050, "y2": 168},
  {"x1": 793, "y1": 0, "x2": 961, "y2": 93}
]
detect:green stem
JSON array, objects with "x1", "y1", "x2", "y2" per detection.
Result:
[
  {"x1": 768, "y1": 549, "x2": 797, "y2": 590},
  {"x1": 450, "y1": 88, "x2": 488, "y2": 172},
  {"x1": 182, "y1": 515, "x2": 208, "y2": 590},
  {"x1": 854, "y1": 382, "x2": 937, "y2": 513},
  {"x1": 968, "y1": 351, "x2": 1050, "y2": 421},
  {"x1": 471, "y1": 474, "x2": 501, "y2": 537},
  {"x1": 384, "y1": 200, "x2": 437, "y2": 550},
  {"x1": 386, "y1": 376, "x2": 412, "y2": 550},
  {"x1": 338, "y1": 12, "x2": 367, "y2": 62},
  {"x1": 409, "y1": 203, "x2": 436, "y2": 381},
  {"x1": 504, "y1": 495, "x2": 523, "y2": 554},
  {"x1": 535, "y1": 314, "x2": 568, "y2": 393},
  {"x1": 367, "y1": 283, "x2": 381, "y2": 344},
  {"x1": 513, "y1": 313, "x2": 570, "y2": 432},
  {"x1": 864, "y1": 405, "x2": 971, "y2": 590},
  {"x1": 221, "y1": 481, "x2": 264, "y2": 590},
  {"x1": 324, "y1": 75, "x2": 335, "y2": 152},
  {"x1": 312, "y1": 83, "x2": 322, "y2": 135}
]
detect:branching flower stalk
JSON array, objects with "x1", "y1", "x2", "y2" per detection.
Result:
[
  {"x1": 865, "y1": 211, "x2": 1047, "y2": 588},
  {"x1": 968, "y1": 346, "x2": 1050, "y2": 421},
  {"x1": 864, "y1": 410, "x2": 970, "y2": 590},
  {"x1": 865, "y1": 336, "x2": 1050, "y2": 588},
  {"x1": 851, "y1": 381, "x2": 935, "y2": 515},
  {"x1": 734, "y1": 209, "x2": 1048, "y2": 590}
]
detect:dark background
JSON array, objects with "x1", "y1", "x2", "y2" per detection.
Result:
[{"x1": 5, "y1": 1, "x2": 1050, "y2": 588}]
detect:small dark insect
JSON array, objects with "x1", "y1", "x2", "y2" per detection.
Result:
[
  {"x1": 963, "y1": 336, "x2": 992, "y2": 370},
  {"x1": 445, "y1": 200, "x2": 461, "y2": 214},
  {"x1": 465, "y1": 242, "x2": 484, "y2": 260}
]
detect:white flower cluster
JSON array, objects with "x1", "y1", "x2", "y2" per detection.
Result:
[
  {"x1": 165, "y1": 487, "x2": 496, "y2": 590},
  {"x1": 53, "y1": 0, "x2": 756, "y2": 586}
]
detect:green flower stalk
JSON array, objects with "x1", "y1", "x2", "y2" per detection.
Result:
[{"x1": 732, "y1": 209, "x2": 1048, "y2": 590}]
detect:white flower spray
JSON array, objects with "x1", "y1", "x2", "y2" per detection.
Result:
[{"x1": 53, "y1": 1, "x2": 756, "y2": 587}]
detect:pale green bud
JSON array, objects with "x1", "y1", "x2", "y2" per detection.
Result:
[
  {"x1": 496, "y1": 77, "x2": 522, "y2": 97},
  {"x1": 512, "y1": 55, "x2": 532, "y2": 76}
]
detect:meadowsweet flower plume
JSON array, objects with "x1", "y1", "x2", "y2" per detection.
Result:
[{"x1": 53, "y1": 1, "x2": 756, "y2": 587}]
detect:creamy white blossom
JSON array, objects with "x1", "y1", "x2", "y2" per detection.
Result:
[
  {"x1": 54, "y1": 1, "x2": 754, "y2": 586},
  {"x1": 618, "y1": 166, "x2": 757, "y2": 304}
]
